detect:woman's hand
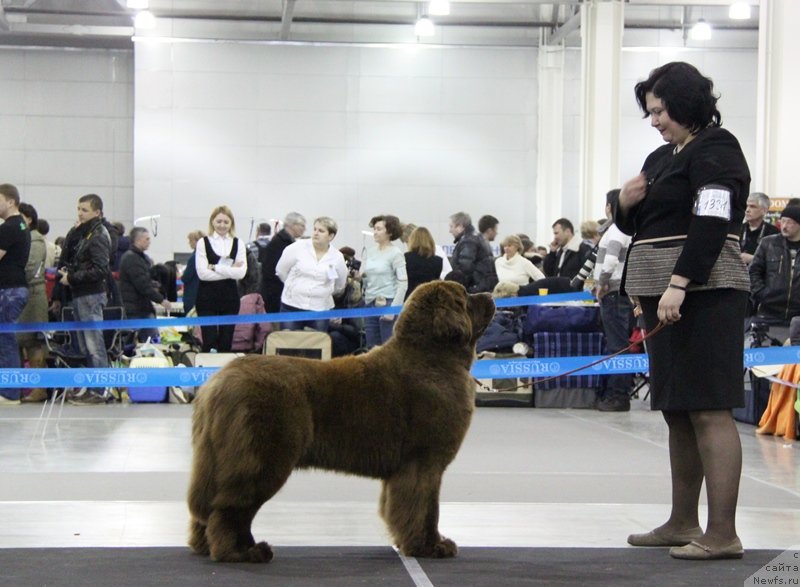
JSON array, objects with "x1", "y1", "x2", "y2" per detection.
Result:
[
  {"x1": 657, "y1": 287, "x2": 685, "y2": 324},
  {"x1": 619, "y1": 173, "x2": 648, "y2": 211}
]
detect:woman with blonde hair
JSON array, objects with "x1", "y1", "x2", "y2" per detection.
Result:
[
  {"x1": 404, "y1": 226, "x2": 443, "y2": 300},
  {"x1": 195, "y1": 206, "x2": 246, "y2": 352},
  {"x1": 495, "y1": 234, "x2": 545, "y2": 285}
]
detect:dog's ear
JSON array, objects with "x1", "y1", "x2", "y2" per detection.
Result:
[
  {"x1": 430, "y1": 284, "x2": 472, "y2": 344},
  {"x1": 395, "y1": 281, "x2": 474, "y2": 345}
]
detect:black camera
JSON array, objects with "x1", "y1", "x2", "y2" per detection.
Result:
[{"x1": 346, "y1": 257, "x2": 361, "y2": 272}]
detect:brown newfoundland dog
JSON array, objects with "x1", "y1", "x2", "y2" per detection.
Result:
[{"x1": 187, "y1": 280, "x2": 495, "y2": 563}]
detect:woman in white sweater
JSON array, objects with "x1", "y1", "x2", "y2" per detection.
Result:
[
  {"x1": 495, "y1": 234, "x2": 545, "y2": 285},
  {"x1": 276, "y1": 216, "x2": 348, "y2": 331}
]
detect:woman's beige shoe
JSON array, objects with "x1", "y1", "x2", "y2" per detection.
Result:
[
  {"x1": 627, "y1": 526, "x2": 703, "y2": 547},
  {"x1": 669, "y1": 538, "x2": 744, "y2": 560}
]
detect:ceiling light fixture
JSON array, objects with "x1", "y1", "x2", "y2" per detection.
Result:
[
  {"x1": 134, "y1": 10, "x2": 156, "y2": 29},
  {"x1": 429, "y1": 0, "x2": 450, "y2": 16},
  {"x1": 689, "y1": 19, "x2": 712, "y2": 41},
  {"x1": 127, "y1": 0, "x2": 149, "y2": 9},
  {"x1": 728, "y1": 2, "x2": 751, "y2": 20},
  {"x1": 414, "y1": 16, "x2": 435, "y2": 37}
]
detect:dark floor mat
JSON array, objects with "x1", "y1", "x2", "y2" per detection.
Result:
[
  {"x1": 420, "y1": 546, "x2": 783, "y2": 586},
  {"x1": 0, "y1": 547, "x2": 413, "y2": 587},
  {"x1": 0, "y1": 546, "x2": 783, "y2": 586}
]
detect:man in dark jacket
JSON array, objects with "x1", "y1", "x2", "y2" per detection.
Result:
[
  {"x1": 448, "y1": 211, "x2": 498, "y2": 294},
  {"x1": 543, "y1": 217, "x2": 593, "y2": 280},
  {"x1": 749, "y1": 205, "x2": 800, "y2": 339},
  {"x1": 57, "y1": 194, "x2": 113, "y2": 404},
  {"x1": 258, "y1": 212, "x2": 306, "y2": 313},
  {"x1": 119, "y1": 227, "x2": 171, "y2": 341}
]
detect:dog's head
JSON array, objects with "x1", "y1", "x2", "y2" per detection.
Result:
[{"x1": 394, "y1": 281, "x2": 495, "y2": 347}]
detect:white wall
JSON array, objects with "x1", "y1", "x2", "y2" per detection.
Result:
[
  {"x1": 134, "y1": 41, "x2": 539, "y2": 261},
  {"x1": 619, "y1": 48, "x2": 758, "y2": 194},
  {"x1": 0, "y1": 48, "x2": 133, "y2": 240},
  {"x1": 0, "y1": 35, "x2": 759, "y2": 262}
]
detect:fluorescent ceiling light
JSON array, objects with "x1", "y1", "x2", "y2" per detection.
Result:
[
  {"x1": 414, "y1": 16, "x2": 435, "y2": 37},
  {"x1": 134, "y1": 10, "x2": 156, "y2": 29},
  {"x1": 127, "y1": 0, "x2": 149, "y2": 8},
  {"x1": 429, "y1": 0, "x2": 450, "y2": 16},
  {"x1": 729, "y1": 2, "x2": 751, "y2": 20},
  {"x1": 689, "y1": 19, "x2": 712, "y2": 41}
]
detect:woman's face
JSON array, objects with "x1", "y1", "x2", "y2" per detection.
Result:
[
  {"x1": 312, "y1": 222, "x2": 334, "y2": 247},
  {"x1": 646, "y1": 92, "x2": 692, "y2": 146},
  {"x1": 373, "y1": 221, "x2": 390, "y2": 244},
  {"x1": 212, "y1": 213, "x2": 232, "y2": 236},
  {"x1": 503, "y1": 243, "x2": 519, "y2": 258}
]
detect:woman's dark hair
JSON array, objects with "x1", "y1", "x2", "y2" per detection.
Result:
[
  {"x1": 37, "y1": 218, "x2": 50, "y2": 235},
  {"x1": 634, "y1": 61, "x2": 721, "y2": 133},
  {"x1": 369, "y1": 214, "x2": 403, "y2": 241},
  {"x1": 18, "y1": 202, "x2": 38, "y2": 228}
]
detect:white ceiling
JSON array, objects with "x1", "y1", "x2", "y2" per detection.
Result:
[{"x1": 0, "y1": 0, "x2": 759, "y2": 49}]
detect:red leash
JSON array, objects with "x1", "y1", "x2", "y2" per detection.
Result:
[{"x1": 475, "y1": 321, "x2": 667, "y2": 392}]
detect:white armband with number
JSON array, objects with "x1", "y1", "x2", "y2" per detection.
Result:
[{"x1": 693, "y1": 185, "x2": 732, "y2": 220}]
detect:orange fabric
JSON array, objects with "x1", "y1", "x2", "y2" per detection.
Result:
[{"x1": 756, "y1": 363, "x2": 798, "y2": 441}]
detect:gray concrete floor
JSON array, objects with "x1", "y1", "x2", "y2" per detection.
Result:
[{"x1": 0, "y1": 398, "x2": 798, "y2": 552}]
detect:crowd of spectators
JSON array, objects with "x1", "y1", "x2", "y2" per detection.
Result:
[{"x1": 1, "y1": 180, "x2": 796, "y2": 410}]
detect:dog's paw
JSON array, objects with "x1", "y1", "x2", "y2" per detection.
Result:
[
  {"x1": 211, "y1": 541, "x2": 274, "y2": 563},
  {"x1": 431, "y1": 537, "x2": 458, "y2": 558},
  {"x1": 403, "y1": 537, "x2": 458, "y2": 559},
  {"x1": 246, "y1": 541, "x2": 274, "y2": 563},
  {"x1": 188, "y1": 523, "x2": 210, "y2": 556}
]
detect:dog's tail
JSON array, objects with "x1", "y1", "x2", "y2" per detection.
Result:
[{"x1": 187, "y1": 389, "x2": 217, "y2": 524}]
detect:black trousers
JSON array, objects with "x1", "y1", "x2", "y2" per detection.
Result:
[{"x1": 195, "y1": 279, "x2": 240, "y2": 353}]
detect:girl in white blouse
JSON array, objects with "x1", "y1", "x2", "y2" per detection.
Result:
[
  {"x1": 195, "y1": 205, "x2": 247, "y2": 352},
  {"x1": 276, "y1": 216, "x2": 348, "y2": 331},
  {"x1": 495, "y1": 234, "x2": 545, "y2": 286}
]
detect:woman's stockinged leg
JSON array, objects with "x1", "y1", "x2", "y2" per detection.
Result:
[
  {"x1": 662, "y1": 410, "x2": 703, "y2": 531},
  {"x1": 689, "y1": 409, "x2": 742, "y2": 545}
]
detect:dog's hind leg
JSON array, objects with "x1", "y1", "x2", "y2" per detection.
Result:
[
  {"x1": 382, "y1": 462, "x2": 456, "y2": 558},
  {"x1": 206, "y1": 439, "x2": 307, "y2": 562}
]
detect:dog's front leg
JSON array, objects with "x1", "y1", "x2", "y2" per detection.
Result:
[{"x1": 382, "y1": 462, "x2": 457, "y2": 558}]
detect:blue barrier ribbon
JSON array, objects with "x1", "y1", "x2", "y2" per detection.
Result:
[
  {"x1": 0, "y1": 291, "x2": 594, "y2": 333},
  {"x1": 1, "y1": 344, "x2": 797, "y2": 388}
]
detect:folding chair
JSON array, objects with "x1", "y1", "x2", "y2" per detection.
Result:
[{"x1": 40, "y1": 306, "x2": 132, "y2": 417}]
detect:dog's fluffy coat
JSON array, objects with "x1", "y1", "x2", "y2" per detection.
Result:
[{"x1": 187, "y1": 281, "x2": 495, "y2": 563}]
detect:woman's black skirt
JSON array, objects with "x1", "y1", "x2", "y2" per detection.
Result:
[{"x1": 639, "y1": 289, "x2": 747, "y2": 411}]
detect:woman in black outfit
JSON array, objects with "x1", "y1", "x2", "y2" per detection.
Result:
[
  {"x1": 616, "y1": 62, "x2": 750, "y2": 560},
  {"x1": 404, "y1": 226, "x2": 442, "y2": 300},
  {"x1": 195, "y1": 205, "x2": 246, "y2": 352}
]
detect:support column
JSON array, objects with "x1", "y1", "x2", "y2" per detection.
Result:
[
  {"x1": 535, "y1": 45, "x2": 565, "y2": 244},
  {"x1": 580, "y1": 0, "x2": 624, "y2": 219},
  {"x1": 756, "y1": 0, "x2": 800, "y2": 198}
]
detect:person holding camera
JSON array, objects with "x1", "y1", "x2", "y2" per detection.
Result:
[{"x1": 616, "y1": 62, "x2": 751, "y2": 560}]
